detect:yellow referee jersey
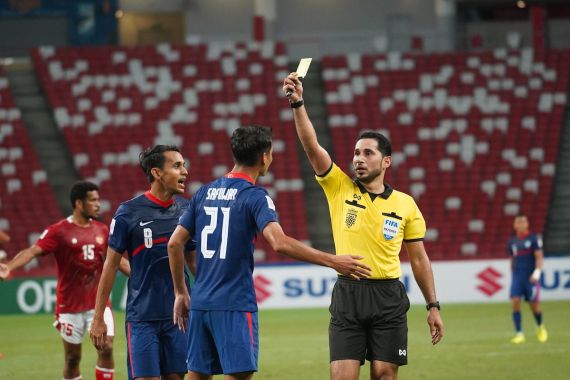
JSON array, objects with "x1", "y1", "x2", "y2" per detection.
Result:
[{"x1": 316, "y1": 164, "x2": 426, "y2": 279}]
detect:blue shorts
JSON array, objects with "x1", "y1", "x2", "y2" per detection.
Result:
[
  {"x1": 510, "y1": 274, "x2": 540, "y2": 302},
  {"x1": 126, "y1": 320, "x2": 189, "y2": 380},
  {"x1": 187, "y1": 310, "x2": 259, "y2": 375}
]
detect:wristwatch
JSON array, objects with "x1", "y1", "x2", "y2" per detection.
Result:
[{"x1": 426, "y1": 301, "x2": 440, "y2": 311}]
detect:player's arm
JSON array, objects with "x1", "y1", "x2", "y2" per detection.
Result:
[
  {"x1": 0, "y1": 229, "x2": 10, "y2": 244},
  {"x1": 90, "y1": 247, "x2": 122, "y2": 349},
  {"x1": 530, "y1": 248, "x2": 544, "y2": 283},
  {"x1": 118, "y1": 256, "x2": 131, "y2": 277},
  {"x1": 405, "y1": 240, "x2": 444, "y2": 345},
  {"x1": 0, "y1": 245, "x2": 44, "y2": 280},
  {"x1": 262, "y1": 222, "x2": 371, "y2": 278},
  {"x1": 507, "y1": 243, "x2": 515, "y2": 272},
  {"x1": 168, "y1": 225, "x2": 192, "y2": 331},
  {"x1": 184, "y1": 249, "x2": 196, "y2": 277},
  {"x1": 283, "y1": 73, "x2": 333, "y2": 175}
]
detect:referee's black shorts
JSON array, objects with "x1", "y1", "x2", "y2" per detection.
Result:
[{"x1": 329, "y1": 275, "x2": 410, "y2": 366}]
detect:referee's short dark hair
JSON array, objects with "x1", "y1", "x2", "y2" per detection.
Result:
[
  {"x1": 231, "y1": 125, "x2": 273, "y2": 167},
  {"x1": 139, "y1": 145, "x2": 181, "y2": 183},
  {"x1": 357, "y1": 130, "x2": 392, "y2": 157},
  {"x1": 69, "y1": 181, "x2": 99, "y2": 209}
]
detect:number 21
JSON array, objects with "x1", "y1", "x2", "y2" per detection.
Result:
[{"x1": 201, "y1": 206, "x2": 230, "y2": 259}]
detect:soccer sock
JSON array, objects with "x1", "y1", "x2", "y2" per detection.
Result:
[
  {"x1": 533, "y1": 312, "x2": 543, "y2": 326},
  {"x1": 513, "y1": 311, "x2": 522, "y2": 332},
  {"x1": 95, "y1": 366, "x2": 114, "y2": 380},
  {"x1": 63, "y1": 376, "x2": 82, "y2": 380}
]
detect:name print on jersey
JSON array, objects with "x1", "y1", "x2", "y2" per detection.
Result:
[{"x1": 206, "y1": 187, "x2": 238, "y2": 201}]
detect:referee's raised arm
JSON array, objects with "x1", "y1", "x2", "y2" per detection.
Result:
[{"x1": 283, "y1": 73, "x2": 332, "y2": 176}]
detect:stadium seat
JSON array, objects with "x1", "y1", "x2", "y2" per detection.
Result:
[
  {"x1": 0, "y1": 66, "x2": 63, "y2": 276},
  {"x1": 321, "y1": 49, "x2": 569, "y2": 260},
  {"x1": 32, "y1": 42, "x2": 306, "y2": 263}
]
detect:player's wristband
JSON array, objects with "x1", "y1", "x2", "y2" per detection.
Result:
[
  {"x1": 289, "y1": 99, "x2": 304, "y2": 108},
  {"x1": 531, "y1": 268, "x2": 542, "y2": 279},
  {"x1": 426, "y1": 301, "x2": 440, "y2": 311}
]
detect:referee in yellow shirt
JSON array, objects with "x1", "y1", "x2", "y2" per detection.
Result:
[{"x1": 283, "y1": 73, "x2": 444, "y2": 380}]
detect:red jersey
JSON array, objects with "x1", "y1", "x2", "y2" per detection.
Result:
[{"x1": 35, "y1": 216, "x2": 109, "y2": 314}]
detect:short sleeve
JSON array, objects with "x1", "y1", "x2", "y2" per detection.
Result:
[
  {"x1": 533, "y1": 235, "x2": 543, "y2": 250},
  {"x1": 178, "y1": 196, "x2": 196, "y2": 236},
  {"x1": 315, "y1": 163, "x2": 350, "y2": 200},
  {"x1": 35, "y1": 225, "x2": 60, "y2": 254},
  {"x1": 403, "y1": 199, "x2": 426, "y2": 242},
  {"x1": 249, "y1": 190, "x2": 279, "y2": 233},
  {"x1": 108, "y1": 205, "x2": 130, "y2": 254}
]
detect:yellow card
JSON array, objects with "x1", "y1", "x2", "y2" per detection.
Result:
[{"x1": 295, "y1": 58, "x2": 312, "y2": 78}]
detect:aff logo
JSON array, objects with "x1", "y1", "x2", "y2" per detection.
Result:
[
  {"x1": 476, "y1": 267, "x2": 503, "y2": 297},
  {"x1": 254, "y1": 274, "x2": 272, "y2": 304},
  {"x1": 398, "y1": 349, "x2": 407, "y2": 357}
]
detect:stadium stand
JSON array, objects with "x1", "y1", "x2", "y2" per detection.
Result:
[
  {"x1": 0, "y1": 66, "x2": 63, "y2": 275},
  {"x1": 321, "y1": 49, "x2": 569, "y2": 260},
  {"x1": 31, "y1": 42, "x2": 308, "y2": 262}
]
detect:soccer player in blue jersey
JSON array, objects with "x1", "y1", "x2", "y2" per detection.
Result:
[
  {"x1": 508, "y1": 214, "x2": 548, "y2": 344},
  {"x1": 168, "y1": 125, "x2": 371, "y2": 379},
  {"x1": 90, "y1": 145, "x2": 196, "y2": 380}
]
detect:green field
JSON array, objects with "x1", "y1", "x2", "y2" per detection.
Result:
[{"x1": 1, "y1": 301, "x2": 569, "y2": 379}]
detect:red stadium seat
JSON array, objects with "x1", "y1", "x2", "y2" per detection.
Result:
[
  {"x1": 0, "y1": 66, "x2": 64, "y2": 276},
  {"x1": 320, "y1": 49, "x2": 569, "y2": 260},
  {"x1": 32, "y1": 42, "x2": 307, "y2": 263}
]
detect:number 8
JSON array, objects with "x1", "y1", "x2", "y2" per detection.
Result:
[{"x1": 143, "y1": 228, "x2": 153, "y2": 248}]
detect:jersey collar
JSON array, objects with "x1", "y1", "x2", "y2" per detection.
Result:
[
  {"x1": 225, "y1": 172, "x2": 255, "y2": 184},
  {"x1": 66, "y1": 215, "x2": 92, "y2": 227},
  {"x1": 355, "y1": 180, "x2": 393, "y2": 200},
  {"x1": 144, "y1": 190, "x2": 174, "y2": 207},
  {"x1": 516, "y1": 231, "x2": 530, "y2": 239}
]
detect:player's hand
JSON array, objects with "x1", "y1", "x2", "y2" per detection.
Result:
[
  {"x1": 89, "y1": 316, "x2": 107, "y2": 350},
  {"x1": 0, "y1": 263, "x2": 10, "y2": 280},
  {"x1": 283, "y1": 73, "x2": 304, "y2": 102},
  {"x1": 427, "y1": 309, "x2": 444, "y2": 345},
  {"x1": 529, "y1": 268, "x2": 541, "y2": 284},
  {"x1": 173, "y1": 293, "x2": 190, "y2": 332},
  {"x1": 331, "y1": 255, "x2": 372, "y2": 279}
]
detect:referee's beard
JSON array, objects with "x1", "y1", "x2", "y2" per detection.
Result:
[{"x1": 355, "y1": 167, "x2": 383, "y2": 184}]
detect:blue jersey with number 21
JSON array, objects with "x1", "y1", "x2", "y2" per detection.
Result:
[{"x1": 178, "y1": 173, "x2": 278, "y2": 312}]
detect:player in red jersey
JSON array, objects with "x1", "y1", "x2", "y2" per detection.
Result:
[{"x1": 0, "y1": 181, "x2": 130, "y2": 380}]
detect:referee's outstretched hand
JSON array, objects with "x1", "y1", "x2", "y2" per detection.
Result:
[
  {"x1": 283, "y1": 73, "x2": 304, "y2": 102},
  {"x1": 331, "y1": 255, "x2": 372, "y2": 279}
]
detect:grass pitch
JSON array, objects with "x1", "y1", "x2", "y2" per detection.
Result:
[{"x1": 0, "y1": 301, "x2": 568, "y2": 379}]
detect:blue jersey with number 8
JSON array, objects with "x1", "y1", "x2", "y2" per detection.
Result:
[
  {"x1": 109, "y1": 191, "x2": 194, "y2": 322},
  {"x1": 178, "y1": 174, "x2": 278, "y2": 312}
]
